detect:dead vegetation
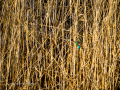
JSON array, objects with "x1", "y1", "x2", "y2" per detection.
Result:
[{"x1": 0, "y1": 0, "x2": 120, "y2": 90}]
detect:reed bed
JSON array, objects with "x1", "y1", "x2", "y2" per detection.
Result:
[{"x1": 0, "y1": 0, "x2": 120, "y2": 90}]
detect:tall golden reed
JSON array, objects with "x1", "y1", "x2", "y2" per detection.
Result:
[{"x1": 0, "y1": 0, "x2": 119, "y2": 89}]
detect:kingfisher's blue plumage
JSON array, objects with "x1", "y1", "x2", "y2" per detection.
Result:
[
  {"x1": 78, "y1": 45, "x2": 80, "y2": 49},
  {"x1": 75, "y1": 41, "x2": 81, "y2": 49}
]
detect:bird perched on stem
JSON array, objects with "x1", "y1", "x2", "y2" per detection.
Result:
[{"x1": 75, "y1": 41, "x2": 82, "y2": 49}]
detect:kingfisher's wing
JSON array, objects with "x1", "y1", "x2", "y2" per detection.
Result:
[{"x1": 78, "y1": 45, "x2": 80, "y2": 49}]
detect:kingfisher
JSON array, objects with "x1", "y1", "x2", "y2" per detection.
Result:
[{"x1": 75, "y1": 41, "x2": 82, "y2": 49}]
